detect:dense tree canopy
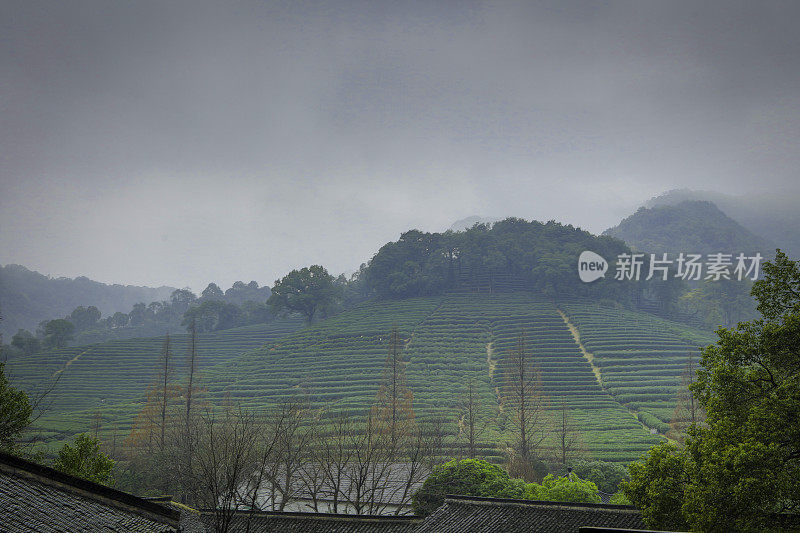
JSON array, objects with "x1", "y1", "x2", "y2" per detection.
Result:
[
  {"x1": 0, "y1": 361, "x2": 32, "y2": 452},
  {"x1": 10, "y1": 329, "x2": 40, "y2": 356},
  {"x1": 604, "y1": 201, "x2": 771, "y2": 257},
  {"x1": 42, "y1": 318, "x2": 75, "y2": 349},
  {"x1": 411, "y1": 459, "x2": 525, "y2": 516},
  {"x1": 0, "y1": 264, "x2": 174, "y2": 339},
  {"x1": 363, "y1": 219, "x2": 636, "y2": 302},
  {"x1": 200, "y1": 282, "x2": 224, "y2": 301},
  {"x1": 621, "y1": 442, "x2": 690, "y2": 530},
  {"x1": 571, "y1": 460, "x2": 630, "y2": 494},
  {"x1": 268, "y1": 265, "x2": 340, "y2": 323},
  {"x1": 622, "y1": 250, "x2": 800, "y2": 532},
  {"x1": 2, "y1": 280, "x2": 276, "y2": 351},
  {"x1": 411, "y1": 459, "x2": 603, "y2": 516},
  {"x1": 53, "y1": 433, "x2": 115, "y2": 484},
  {"x1": 524, "y1": 473, "x2": 601, "y2": 504},
  {"x1": 69, "y1": 306, "x2": 101, "y2": 331}
]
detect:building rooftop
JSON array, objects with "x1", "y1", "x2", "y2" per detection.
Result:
[
  {"x1": 196, "y1": 509, "x2": 420, "y2": 533},
  {"x1": 0, "y1": 451, "x2": 180, "y2": 532},
  {"x1": 413, "y1": 495, "x2": 647, "y2": 533}
]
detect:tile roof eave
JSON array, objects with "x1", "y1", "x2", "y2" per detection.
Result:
[{"x1": 0, "y1": 451, "x2": 180, "y2": 528}]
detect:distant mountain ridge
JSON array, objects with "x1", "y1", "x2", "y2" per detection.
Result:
[
  {"x1": 0, "y1": 264, "x2": 176, "y2": 337},
  {"x1": 644, "y1": 189, "x2": 798, "y2": 257},
  {"x1": 603, "y1": 200, "x2": 774, "y2": 256}
]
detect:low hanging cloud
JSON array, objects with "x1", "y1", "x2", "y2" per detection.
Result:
[{"x1": 2, "y1": 0, "x2": 799, "y2": 290}]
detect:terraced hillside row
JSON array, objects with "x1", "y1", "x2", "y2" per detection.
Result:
[
  {"x1": 559, "y1": 301, "x2": 715, "y2": 432},
  {"x1": 481, "y1": 295, "x2": 661, "y2": 460},
  {"x1": 206, "y1": 293, "x2": 663, "y2": 462},
  {"x1": 7, "y1": 317, "x2": 305, "y2": 444},
  {"x1": 9, "y1": 292, "x2": 714, "y2": 461},
  {"x1": 208, "y1": 298, "x2": 445, "y2": 412}
]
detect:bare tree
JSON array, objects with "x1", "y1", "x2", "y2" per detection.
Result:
[
  {"x1": 432, "y1": 414, "x2": 454, "y2": 467},
  {"x1": 261, "y1": 397, "x2": 314, "y2": 511},
  {"x1": 551, "y1": 400, "x2": 583, "y2": 467},
  {"x1": 317, "y1": 409, "x2": 356, "y2": 513},
  {"x1": 168, "y1": 404, "x2": 261, "y2": 533},
  {"x1": 389, "y1": 418, "x2": 439, "y2": 515},
  {"x1": 185, "y1": 319, "x2": 198, "y2": 431},
  {"x1": 669, "y1": 352, "x2": 706, "y2": 443},
  {"x1": 344, "y1": 412, "x2": 394, "y2": 515},
  {"x1": 458, "y1": 378, "x2": 489, "y2": 459},
  {"x1": 127, "y1": 333, "x2": 178, "y2": 454},
  {"x1": 159, "y1": 333, "x2": 173, "y2": 449},
  {"x1": 373, "y1": 327, "x2": 415, "y2": 448},
  {"x1": 502, "y1": 333, "x2": 547, "y2": 481}
]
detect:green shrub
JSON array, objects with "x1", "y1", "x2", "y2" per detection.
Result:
[
  {"x1": 571, "y1": 460, "x2": 630, "y2": 493},
  {"x1": 609, "y1": 491, "x2": 632, "y2": 505},
  {"x1": 524, "y1": 473, "x2": 600, "y2": 503},
  {"x1": 411, "y1": 459, "x2": 525, "y2": 516},
  {"x1": 53, "y1": 433, "x2": 115, "y2": 485}
]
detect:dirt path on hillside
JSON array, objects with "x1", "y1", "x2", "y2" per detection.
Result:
[
  {"x1": 486, "y1": 342, "x2": 503, "y2": 413},
  {"x1": 556, "y1": 309, "x2": 603, "y2": 386},
  {"x1": 53, "y1": 348, "x2": 92, "y2": 377},
  {"x1": 557, "y1": 308, "x2": 661, "y2": 435}
]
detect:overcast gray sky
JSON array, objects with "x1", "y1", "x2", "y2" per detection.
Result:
[{"x1": 2, "y1": 1, "x2": 799, "y2": 291}]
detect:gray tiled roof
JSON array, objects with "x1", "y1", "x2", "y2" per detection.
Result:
[
  {"x1": 414, "y1": 495, "x2": 647, "y2": 533},
  {"x1": 0, "y1": 452, "x2": 180, "y2": 533},
  {"x1": 196, "y1": 510, "x2": 420, "y2": 533}
]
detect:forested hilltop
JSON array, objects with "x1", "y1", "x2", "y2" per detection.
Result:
[
  {"x1": 603, "y1": 201, "x2": 774, "y2": 328},
  {"x1": 2, "y1": 217, "x2": 698, "y2": 353},
  {"x1": 0, "y1": 265, "x2": 175, "y2": 337},
  {"x1": 2, "y1": 281, "x2": 275, "y2": 356},
  {"x1": 603, "y1": 200, "x2": 772, "y2": 256},
  {"x1": 360, "y1": 218, "x2": 636, "y2": 301},
  {"x1": 645, "y1": 188, "x2": 800, "y2": 258}
]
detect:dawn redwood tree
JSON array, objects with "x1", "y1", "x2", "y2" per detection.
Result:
[
  {"x1": 372, "y1": 327, "x2": 415, "y2": 448},
  {"x1": 268, "y1": 265, "x2": 340, "y2": 323},
  {"x1": 668, "y1": 353, "x2": 705, "y2": 443},
  {"x1": 552, "y1": 400, "x2": 583, "y2": 467},
  {"x1": 127, "y1": 333, "x2": 177, "y2": 452},
  {"x1": 185, "y1": 319, "x2": 199, "y2": 430},
  {"x1": 502, "y1": 334, "x2": 547, "y2": 481},
  {"x1": 458, "y1": 378, "x2": 488, "y2": 459}
]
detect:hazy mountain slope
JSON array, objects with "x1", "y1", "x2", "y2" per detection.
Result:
[
  {"x1": 645, "y1": 189, "x2": 797, "y2": 257},
  {"x1": 603, "y1": 200, "x2": 773, "y2": 255},
  {"x1": 0, "y1": 264, "x2": 176, "y2": 337}
]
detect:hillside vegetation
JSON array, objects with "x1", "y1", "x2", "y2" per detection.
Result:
[
  {"x1": 603, "y1": 200, "x2": 772, "y2": 256},
  {"x1": 9, "y1": 292, "x2": 712, "y2": 462},
  {"x1": 362, "y1": 218, "x2": 635, "y2": 301},
  {"x1": 7, "y1": 317, "x2": 304, "y2": 446},
  {"x1": 645, "y1": 189, "x2": 799, "y2": 257}
]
